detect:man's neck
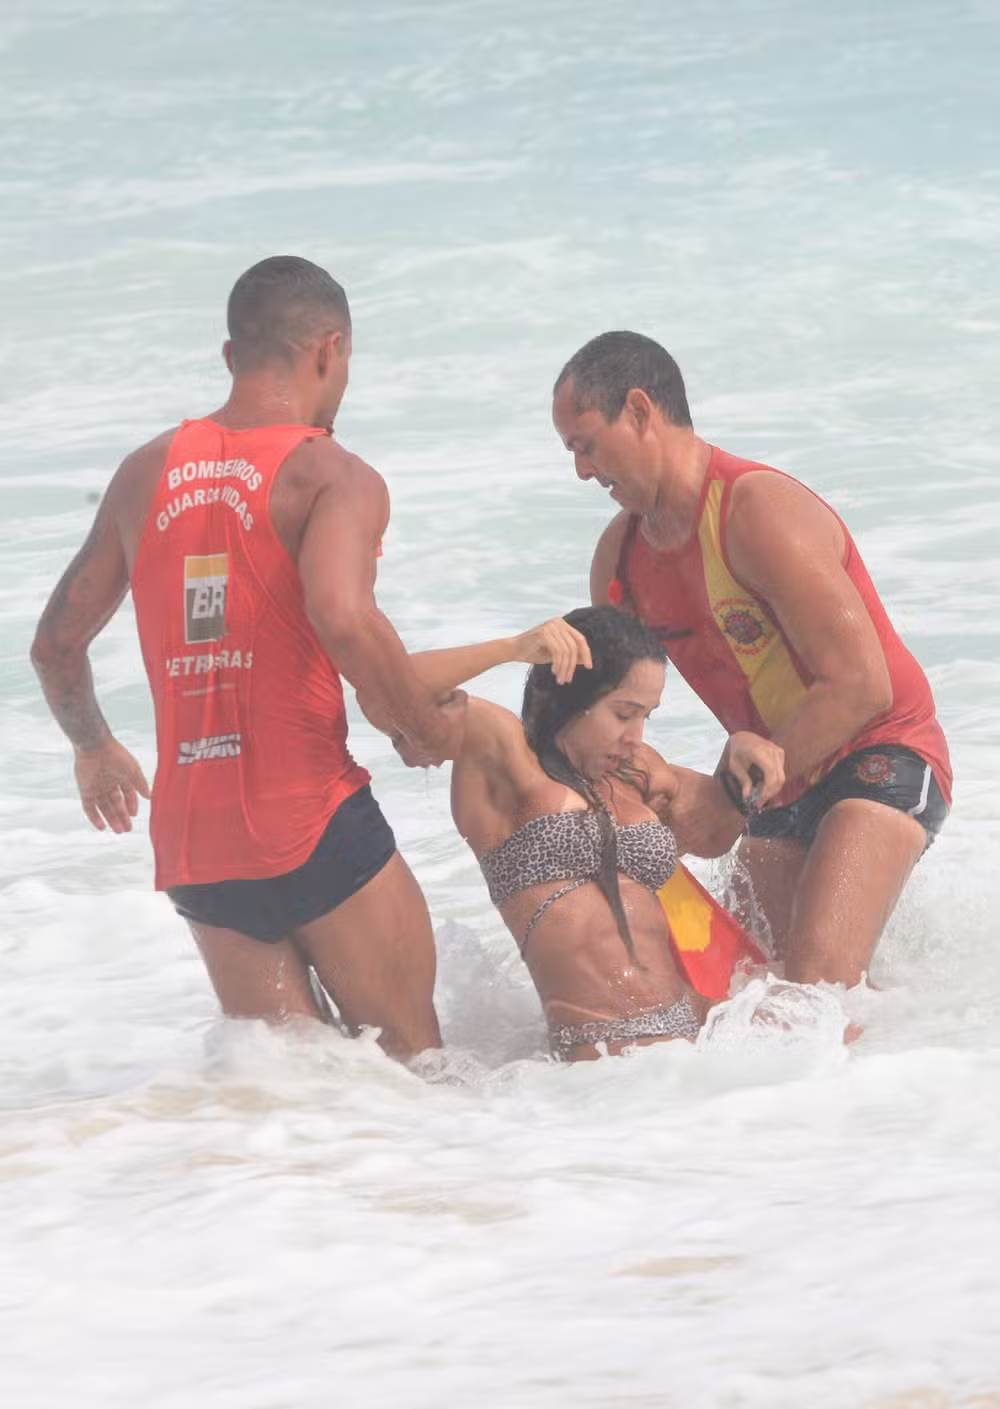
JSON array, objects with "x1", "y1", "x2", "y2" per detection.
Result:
[
  {"x1": 642, "y1": 433, "x2": 713, "y2": 552},
  {"x1": 210, "y1": 374, "x2": 319, "y2": 431}
]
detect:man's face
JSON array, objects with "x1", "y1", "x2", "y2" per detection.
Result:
[{"x1": 552, "y1": 380, "x2": 655, "y2": 513}]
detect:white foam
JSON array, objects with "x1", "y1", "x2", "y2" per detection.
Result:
[{"x1": 3, "y1": 0, "x2": 1000, "y2": 1401}]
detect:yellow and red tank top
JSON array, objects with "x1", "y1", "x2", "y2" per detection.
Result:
[
  {"x1": 616, "y1": 447, "x2": 952, "y2": 808},
  {"x1": 131, "y1": 418, "x2": 370, "y2": 889}
]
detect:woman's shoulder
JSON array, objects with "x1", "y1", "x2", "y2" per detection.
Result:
[
  {"x1": 461, "y1": 697, "x2": 531, "y2": 760},
  {"x1": 453, "y1": 704, "x2": 586, "y2": 851},
  {"x1": 452, "y1": 698, "x2": 536, "y2": 830}
]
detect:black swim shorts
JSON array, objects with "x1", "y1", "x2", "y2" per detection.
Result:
[
  {"x1": 746, "y1": 745, "x2": 949, "y2": 848},
  {"x1": 166, "y1": 785, "x2": 397, "y2": 942}
]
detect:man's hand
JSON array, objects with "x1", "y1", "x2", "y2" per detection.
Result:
[
  {"x1": 391, "y1": 690, "x2": 468, "y2": 768},
  {"x1": 716, "y1": 731, "x2": 785, "y2": 812},
  {"x1": 74, "y1": 738, "x2": 151, "y2": 832},
  {"x1": 511, "y1": 618, "x2": 593, "y2": 684}
]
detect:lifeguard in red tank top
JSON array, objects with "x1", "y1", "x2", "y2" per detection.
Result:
[
  {"x1": 131, "y1": 418, "x2": 370, "y2": 889},
  {"x1": 616, "y1": 447, "x2": 952, "y2": 810}
]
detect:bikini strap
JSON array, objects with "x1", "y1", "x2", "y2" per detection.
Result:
[{"x1": 520, "y1": 878, "x2": 589, "y2": 955}]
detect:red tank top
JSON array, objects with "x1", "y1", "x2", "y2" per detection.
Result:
[
  {"x1": 619, "y1": 447, "x2": 952, "y2": 807},
  {"x1": 131, "y1": 419, "x2": 370, "y2": 888}
]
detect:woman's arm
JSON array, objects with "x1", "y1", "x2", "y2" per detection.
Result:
[
  {"x1": 407, "y1": 637, "x2": 518, "y2": 697},
  {"x1": 634, "y1": 747, "x2": 735, "y2": 859},
  {"x1": 633, "y1": 739, "x2": 784, "y2": 859},
  {"x1": 408, "y1": 617, "x2": 593, "y2": 697},
  {"x1": 356, "y1": 617, "x2": 587, "y2": 736},
  {"x1": 450, "y1": 697, "x2": 540, "y2": 844}
]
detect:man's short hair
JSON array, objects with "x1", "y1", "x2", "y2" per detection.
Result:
[
  {"x1": 226, "y1": 256, "x2": 351, "y2": 371},
  {"x1": 554, "y1": 331, "x2": 693, "y2": 428}
]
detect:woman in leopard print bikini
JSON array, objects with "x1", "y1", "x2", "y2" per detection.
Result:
[{"x1": 395, "y1": 605, "x2": 784, "y2": 1061}]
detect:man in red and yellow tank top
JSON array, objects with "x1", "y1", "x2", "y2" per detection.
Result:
[
  {"x1": 552, "y1": 331, "x2": 951, "y2": 989},
  {"x1": 31, "y1": 256, "x2": 464, "y2": 1060}
]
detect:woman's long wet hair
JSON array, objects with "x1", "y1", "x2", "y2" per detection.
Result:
[{"x1": 521, "y1": 606, "x2": 668, "y2": 961}]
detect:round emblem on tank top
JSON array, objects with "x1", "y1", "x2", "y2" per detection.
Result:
[{"x1": 715, "y1": 597, "x2": 771, "y2": 655}]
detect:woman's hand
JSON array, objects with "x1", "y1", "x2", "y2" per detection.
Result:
[{"x1": 511, "y1": 619, "x2": 592, "y2": 685}]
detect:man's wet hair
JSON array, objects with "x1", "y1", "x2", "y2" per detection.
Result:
[
  {"x1": 226, "y1": 256, "x2": 351, "y2": 372},
  {"x1": 554, "y1": 330, "x2": 693, "y2": 428}
]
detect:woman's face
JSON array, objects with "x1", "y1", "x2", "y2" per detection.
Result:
[{"x1": 556, "y1": 658, "x2": 665, "y2": 779}]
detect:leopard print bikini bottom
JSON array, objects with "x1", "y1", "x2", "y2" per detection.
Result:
[{"x1": 548, "y1": 993, "x2": 701, "y2": 1059}]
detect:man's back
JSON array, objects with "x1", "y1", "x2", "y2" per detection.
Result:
[
  {"x1": 113, "y1": 415, "x2": 362, "y2": 569},
  {"x1": 127, "y1": 417, "x2": 369, "y2": 888},
  {"x1": 30, "y1": 254, "x2": 460, "y2": 1058}
]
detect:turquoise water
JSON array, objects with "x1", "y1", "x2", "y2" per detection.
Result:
[{"x1": 3, "y1": 3, "x2": 1000, "y2": 1406}]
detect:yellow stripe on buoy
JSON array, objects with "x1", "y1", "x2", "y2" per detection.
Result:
[
  {"x1": 658, "y1": 864, "x2": 713, "y2": 953},
  {"x1": 658, "y1": 862, "x2": 766, "y2": 1001}
]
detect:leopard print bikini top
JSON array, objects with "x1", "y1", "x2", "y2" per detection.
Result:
[{"x1": 478, "y1": 809, "x2": 677, "y2": 952}]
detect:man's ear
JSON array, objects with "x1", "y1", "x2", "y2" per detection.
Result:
[
  {"x1": 626, "y1": 387, "x2": 653, "y2": 434},
  {"x1": 222, "y1": 339, "x2": 235, "y2": 374},
  {"x1": 316, "y1": 329, "x2": 343, "y2": 378}
]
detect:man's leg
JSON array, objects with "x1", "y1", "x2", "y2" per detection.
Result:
[
  {"x1": 291, "y1": 851, "x2": 442, "y2": 1062},
  {"x1": 737, "y1": 834, "x2": 809, "y2": 958},
  {"x1": 189, "y1": 922, "x2": 325, "y2": 1021},
  {"x1": 780, "y1": 798, "x2": 927, "y2": 986}
]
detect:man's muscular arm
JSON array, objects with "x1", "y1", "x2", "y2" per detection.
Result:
[
  {"x1": 298, "y1": 455, "x2": 464, "y2": 763},
  {"x1": 31, "y1": 462, "x2": 150, "y2": 831},
  {"x1": 725, "y1": 472, "x2": 892, "y2": 785}
]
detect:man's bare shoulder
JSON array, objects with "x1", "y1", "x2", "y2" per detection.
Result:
[
  {"x1": 273, "y1": 438, "x2": 388, "y2": 560},
  {"x1": 106, "y1": 428, "x2": 178, "y2": 525},
  {"x1": 595, "y1": 509, "x2": 632, "y2": 554},
  {"x1": 591, "y1": 510, "x2": 633, "y2": 602},
  {"x1": 728, "y1": 469, "x2": 844, "y2": 562},
  {"x1": 284, "y1": 435, "x2": 385, "y2": 497},
  {"x1": 114, "y1": 427, "x2": 177, "y2": 483}
]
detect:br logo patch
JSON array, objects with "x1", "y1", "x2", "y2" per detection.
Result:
[{"x1": 184, "y1": 553, "x2": 228, "y2": 644}]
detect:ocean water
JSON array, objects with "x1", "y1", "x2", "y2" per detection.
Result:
[{"x1": 2, "y1": 1, "x2": 1000, "y2": 1405}]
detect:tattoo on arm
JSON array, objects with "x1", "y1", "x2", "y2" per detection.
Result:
[{"x1": 31, "y1": 507, "x2": 129, "y2": 751}]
